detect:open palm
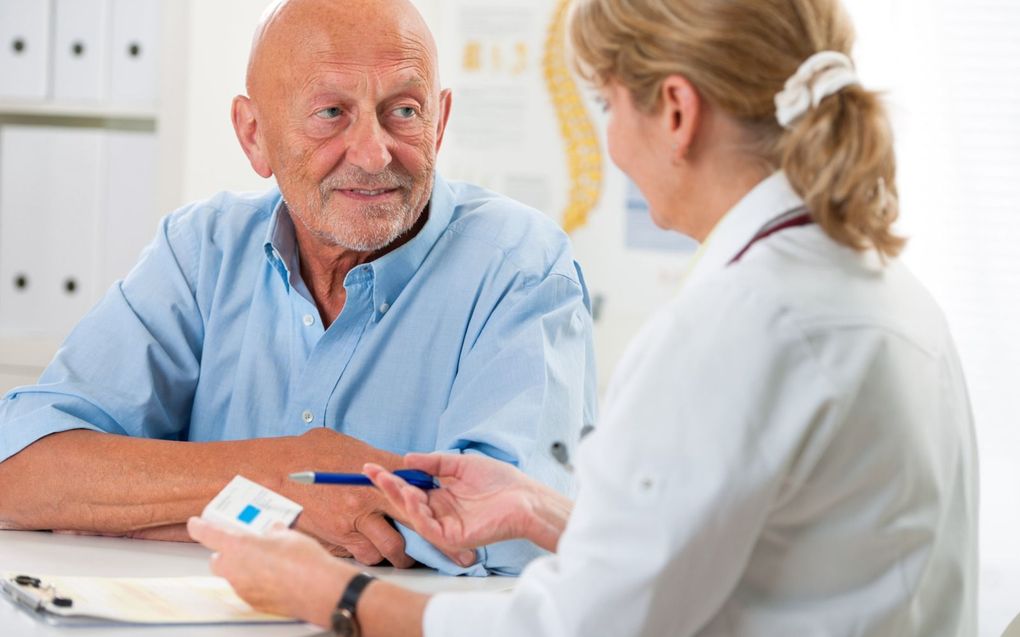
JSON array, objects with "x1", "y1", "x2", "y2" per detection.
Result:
[{"x1": 364, "y1": 453, "x2": 539, "y2": 564}]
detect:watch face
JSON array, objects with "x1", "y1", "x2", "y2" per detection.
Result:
[{"x1": 331, "y1": 607, "x2": 359, "y2": 637}]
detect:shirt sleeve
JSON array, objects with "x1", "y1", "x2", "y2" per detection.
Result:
[
  {"x1": 422, "y1": 282, "x2": 839, "y2": 633},
  {"x1": 0, "y1": 211, "x2": 205, "y2": 462},
  {"x1": 403, "y1": 262, "x2": 597, "y2": 576}
]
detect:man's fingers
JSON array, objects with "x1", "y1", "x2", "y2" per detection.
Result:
[
  {"x1": 342, "y1": 532, "x2": 385, "y2": 566},
  {"x1": 323, "y1": 542, "x2": 354, "y2": 559},
  {"x1": 357, "y1": 515, "x2": 414, "y2": 569}
]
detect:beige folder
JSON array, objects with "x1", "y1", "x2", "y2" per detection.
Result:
[{"x1": 0, "y1": 571, "x2": 297, "y2": 626}]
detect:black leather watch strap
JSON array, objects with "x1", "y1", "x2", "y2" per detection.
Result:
[
  {"x1": 339, "y1": 572, "x2": 376, "y2": 615},
  {"x1": 332, "y1": 572, "x2": 376, "y2": 637}
]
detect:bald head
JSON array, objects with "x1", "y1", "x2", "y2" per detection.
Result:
[
  {"x1": 229, "y1": 0, "x2": 453, "y2": 258},
  {"x1": 246, "y1": 0, "x2": 438, "y2": 98}
]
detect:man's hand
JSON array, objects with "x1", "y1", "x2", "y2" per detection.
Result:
[
  {"x1": 275, "y1": 428, "x2": 414, "y2": 568},
  {"x1": 364, "y1": 452, "x2": 572, "y2": 560},
  {"x1": 0, "y1": 428, "x2": 415, "y2": 568}
]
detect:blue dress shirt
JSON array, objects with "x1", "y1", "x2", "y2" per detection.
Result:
[{"x1": 0, "y1": 174, "x2": 597, "y2": 575}]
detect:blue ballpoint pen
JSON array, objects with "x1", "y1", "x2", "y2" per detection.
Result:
[{"x1": 288, "y1": 469, "x2": 439, "y2": 490}]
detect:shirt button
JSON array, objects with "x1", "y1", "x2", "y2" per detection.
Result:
[
  {"x1": 302, "y1": 314, "x2": 315, "y2": 327},
  {"x1": 379, "y1": 303, "x2": 390, "y2": 314},
  {"x1": 301, "y1": 410, "x2": 314, "y2": 424}
]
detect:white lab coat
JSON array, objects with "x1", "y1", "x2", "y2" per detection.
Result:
[{"x1": 424, "y1": 173, "x2": 978, "y2": 637}]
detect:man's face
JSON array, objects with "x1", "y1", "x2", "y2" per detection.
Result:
[{"x1": 258, "y1": 34, "x2": 447, "y2": 252}]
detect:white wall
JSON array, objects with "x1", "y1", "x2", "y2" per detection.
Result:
[
  {"x1": 179, "y1": 0, "x2": 273, "y2": 203},
  {"x1": 844, "y1": 1, "x2": 1020, "y2": 634}
]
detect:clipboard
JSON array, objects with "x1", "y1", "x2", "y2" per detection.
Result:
[{"x1": 0, "y1": 571, "x2": 300, "y2": 626}]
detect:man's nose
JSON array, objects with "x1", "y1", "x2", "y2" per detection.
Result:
[{"x1": 345, "y1": 115, "x2": 392, "y2": 174}]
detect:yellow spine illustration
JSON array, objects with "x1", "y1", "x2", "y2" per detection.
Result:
[{"x1": 542, "y1": 0, "x2": 603, "y2": 234}]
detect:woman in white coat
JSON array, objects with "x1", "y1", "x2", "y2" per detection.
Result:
[{"x1": 189, "y1": 0, "x2": 978, "y2": 634}]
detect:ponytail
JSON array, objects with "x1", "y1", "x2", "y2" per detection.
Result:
[
  {"x1": 781, "y1": 83, "x2": 905, "y2": 259},
  {"x1": 569, "y1": 0, "x2": 907, "y2": 259}
]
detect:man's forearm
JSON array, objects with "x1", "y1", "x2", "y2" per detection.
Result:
[{"x1": 0, "y1": 428, "x2": 400, "y2": 534}]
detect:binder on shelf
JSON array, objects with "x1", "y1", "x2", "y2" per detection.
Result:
[
  {"x1": 0, "y1": 126, "x2": 104, "y2": 338},
  {"x1": 52, "y1": 0, "x2": 109, "y2": 101},
  {"x1": 108, "y1": 0, "x2": 160, "y2": 105},
  {"x1": 0, "y1": 0, "x2": 52, "y2": 99}
]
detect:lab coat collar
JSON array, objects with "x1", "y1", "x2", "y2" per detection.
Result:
[{"x1": 683, "y1": 171, "x2": 806, "y2": 289}]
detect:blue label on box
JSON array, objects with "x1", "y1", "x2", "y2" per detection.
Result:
[{"x1": 237, "y1": 505, "x2": 261, "y2": 524}]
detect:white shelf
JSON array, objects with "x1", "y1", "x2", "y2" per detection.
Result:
[{"x1": 0, "y1": 99, "x2": 157, "y2": 122}]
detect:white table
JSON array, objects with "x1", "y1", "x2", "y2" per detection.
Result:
[{"x1": 0, "y1": 531, "x2": 512, "y2": 636}]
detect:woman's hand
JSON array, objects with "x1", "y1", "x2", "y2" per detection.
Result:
[
  {"x1": 187, "y1": 517, "x2": 350, "y2": 628},
  {"x1": 365, "y1": 453, "x2": 572, "y2": 563}
]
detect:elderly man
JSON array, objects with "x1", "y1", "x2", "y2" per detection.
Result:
[{"x1": 0, "y1": 0, "x2": 595, "y2": 576}]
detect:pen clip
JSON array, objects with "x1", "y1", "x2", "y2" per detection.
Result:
[{"x1": 394, "y1": 469, "x2": 439, "y2": 490}]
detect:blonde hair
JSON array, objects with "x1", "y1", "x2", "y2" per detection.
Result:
[{"x1": 569, "y1": 0, "x2": 905, "y2": 258}]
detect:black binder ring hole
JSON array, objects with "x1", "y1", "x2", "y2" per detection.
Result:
[
  {"x1": 128, "y1": 42, "x2": 142, "y2": 58},
  {"x1": 64, "y1": 278, "x2": 78, "y2": 294},
  {"x1": 71, "y1": 41, "x2": 85, "y2": 57},
  {"x1": 13, "y1": 274, "x2": 28, "y2": 290},
  {"x1": 11, "y1": 37, "x2": 25, "y2": 54}
]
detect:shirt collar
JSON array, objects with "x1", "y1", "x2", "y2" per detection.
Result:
[
  {"x1": 263, "y1": 191, "x2": 296, "y2": 291},
  {"x1": 369, "y1": 172, "x2": 455, "y2": 317},
  {"x1": 683, "y1": 171, "x2": 805, "y2": 289},
  {"x1": 262, "y1": 174, "x2": 456, "y2": 315}
]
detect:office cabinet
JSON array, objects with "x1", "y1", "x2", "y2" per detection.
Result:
[
  {"x1": 0, "y1": 126, "x2": 159, "y2": 339},
  {"x1": 0, "y1": 0, "x2": 52, "y2": 99},
  {"x1": 0, "y1": 126, "x2": 104, "y2": 337},
  {"x1": 0, "y1": 1, "x2": 186, "y2": 374},
  {"x1": 52, "y1": 0, "x2": 110, "y2": 101},
  {"x1": 108, "y1": 0, "x2": 161, "y2": 104}
]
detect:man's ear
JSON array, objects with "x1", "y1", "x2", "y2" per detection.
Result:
[
  {"x1": 660, "y1": 75, "x2": 701, "y2": 164},
  {"x1": 433, "y1": 89, "x2": 453, "y2": 153},
  {"x1": 232, "y1": 95, "x2": 273, "y2": 178}
]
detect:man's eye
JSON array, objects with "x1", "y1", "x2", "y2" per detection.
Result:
[
  {"x1": 393, "y1": 106, "x2": 417, "y2": 119},
  {"x1": 315, "y1": 107, "x2": 343, "y2": 120}
]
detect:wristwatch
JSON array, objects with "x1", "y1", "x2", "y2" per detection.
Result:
[{"x1": 331, "y1": 572, "x2": 376, "y2": 637}]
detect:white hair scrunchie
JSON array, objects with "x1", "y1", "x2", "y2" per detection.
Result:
[{"x1": 774, "y1": 51, "x2": 860, "y2": 128}]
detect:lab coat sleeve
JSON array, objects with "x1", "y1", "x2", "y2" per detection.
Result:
[
  {"x1": 423, "y1": 282, "x2": 839, "y2": 636},
  {"x1": 402, "y1": 263, "x2": 597, "y2": 576},
  {"x1": 0, "y1": 210, "x2": 206, "y2": 462}
]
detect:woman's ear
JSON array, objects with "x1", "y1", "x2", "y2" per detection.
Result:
[
  {"x1": 232, "y1": 95, "x2": 273, "y2": 179},
  {"x1": 660, "y1": 75, "x2": 701, "y2": 164}
]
